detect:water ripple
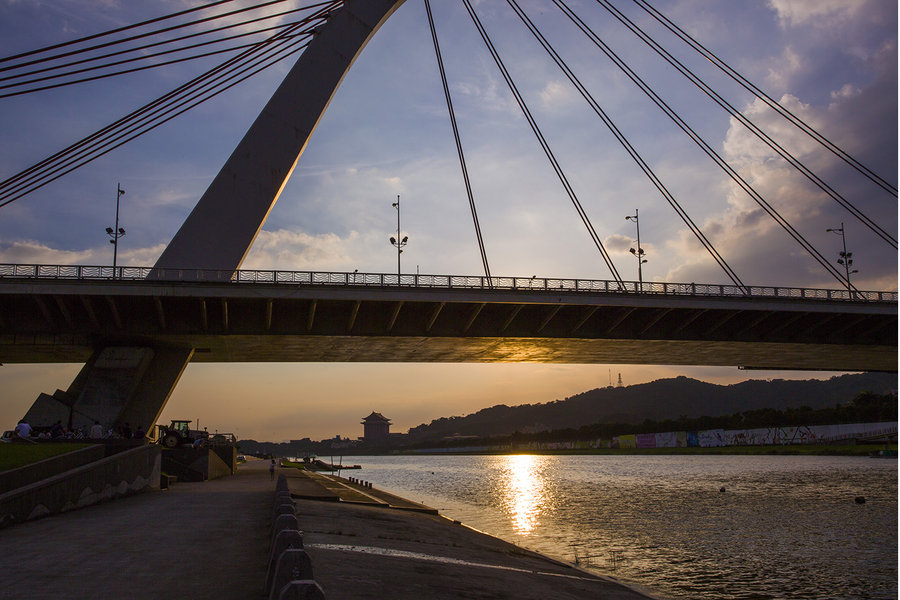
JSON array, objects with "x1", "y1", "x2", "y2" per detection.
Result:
[{"x1": 345, "y1": 454, "x2": 897, "y2": 599}]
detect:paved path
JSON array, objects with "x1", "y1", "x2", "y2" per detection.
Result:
[
  {"x1": 0, "y1": 459, "x2": 274, "y2": 600},
  {"x1": 0, "y1": 462, "x2": 656, "y2": 599}
]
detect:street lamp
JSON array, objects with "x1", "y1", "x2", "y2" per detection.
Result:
[
  {"x1": 625, "y1": 209, "x2": 647, "y2": 291},
  {"x1": 389, "y1": 194, "x2": 408, "y2": 283},
  {"x1": 826, "y1": 222, "x2": 858, "y2": 295},
  {"x1": 106, "y1": 183, "x2": 126, "y2": 277}
]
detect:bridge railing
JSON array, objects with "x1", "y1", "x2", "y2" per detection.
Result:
[{"x1": 0, "y1": 264, "x2": 896, "y2": 302}]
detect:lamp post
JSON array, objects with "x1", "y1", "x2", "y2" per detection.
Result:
[
  {"x1": 389, "y1": 195, "x2": 408, "y2": 283},
  {"x1": 106, "y1": 183, "x2": 126, "y2": 277},
  {"x1": 826, "y1": 222, "x2": 857, "y2": 295},
  {"x1": 625, "y1": 209, "x2": 647, "y2": 291}
]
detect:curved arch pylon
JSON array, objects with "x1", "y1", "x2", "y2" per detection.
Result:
[{"x1": 153, "y1": 0, "x2": 408, "y2": 275}]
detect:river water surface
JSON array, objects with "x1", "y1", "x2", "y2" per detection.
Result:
[{"x1": 336, "y1": 454, "x2": 896, "y2": 599}]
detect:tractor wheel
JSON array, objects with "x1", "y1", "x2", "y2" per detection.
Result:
[{"x1": 162, "y1": 432, "x2": 181, "y2": 448}]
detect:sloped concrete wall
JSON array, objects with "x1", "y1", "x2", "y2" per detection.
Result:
[
  {"x1": 0, "y1": 444, "x2": 160, "y2": 528},
  {"x1": 0, "y1": 444, "x2": 104, "y2": 494}
]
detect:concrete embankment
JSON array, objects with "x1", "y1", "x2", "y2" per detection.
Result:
[
  {"x1": 0, "y1": 460, "x2": 654, "y2": 599},
  {"x1": 282, "y1": 468, "x2": 654, "y2": 599}
]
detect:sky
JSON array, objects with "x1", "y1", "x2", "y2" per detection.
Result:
[{"x1": 0, "y1": 0, "x2": 896, "y2": 442}]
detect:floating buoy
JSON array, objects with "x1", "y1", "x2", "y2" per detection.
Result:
[{"x1": 855, "y1": 496, "x2": 866, "y2": 504}]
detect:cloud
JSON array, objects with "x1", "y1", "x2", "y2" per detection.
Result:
[
  {"x1": 766, "y1": 47, "x2": 803, "y2": 90},
  {"x1": 0, "y1": 238, "x2": 164, "y2": 267},
  {"x1": 0, "y1": 239, "x2": 96, "y2": 264},
  {"x1": 767, "y1": 0, "x2": 864, "y2": 28},
  {"x1": 603, "y1": 233, "x2": 633, "y2": 253},
  {"x1": 539, "y1": 80, "x2": 577, "y2": 111},
  {"x1": 241, "y1": 229, "x2": 362, "y2": 271},
  {"x1": 663, "y1": 71, "x2": 897, "y2": 289},
  {"x1": 830, "y1": 83, "x2": 860, "y2": 102}
]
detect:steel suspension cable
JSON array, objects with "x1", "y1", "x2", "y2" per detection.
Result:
[
  {"x1": 510, "y1": 0, "x2": 746, "y2": 290},
  {"x1": 0, "y1": 35, "x2": 313, "y2": 206},
  {"x1": 632, "y1": 0, "x2": 897, "y2": 197},
  {"x1": 461, "y1": 0, "x2": 624, "y2": 286},
  {"x1": 0, "y1": 0, "x2": 241, "y2": 65},
  {"x1": 0, "y1": 3, "x2": 335, "y2": 94},
  {"x1": 0, "y1": 33, "x2": 313, "y2": 207},
  {"x1": 0, "y1": 14, "x2": 330, "y2": 207},
  {"x1": 557, "y1": 1, "x2": 853, "y2": 290},
  {"x1": 597, "y1": 0, "x2": 896, "y2": 249},
  {"x1": 0, "y1": 0, "x2": 332, "y2": 74},
  {"x1": 0, "y1": 11, "x2": 323, "y2": 188},
  {"x1": 0, "y1": 2, "x2": 336, "y2": 199},
  {"x1": 424, "y1": 0, "x2": 491, "y2": 281},
  {"x1": 0, "y1": 27, "x2": 309, "y2": 99}
]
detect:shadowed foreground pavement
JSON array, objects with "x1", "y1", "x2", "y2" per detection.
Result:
[
  {"x1": 0, "y1": 460, "x2": 654, "y2": 599},
  {"x1": 0, "y1": 459, "x2": 273, "y2": 600}
]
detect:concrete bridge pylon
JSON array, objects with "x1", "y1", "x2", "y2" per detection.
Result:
[{"x1": 152, "y1": 0, "x2": 407, "y2": 276}]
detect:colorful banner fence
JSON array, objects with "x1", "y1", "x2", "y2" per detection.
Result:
[{"x1": 612, "y1": 422, "x2": 896, "y2": 449}]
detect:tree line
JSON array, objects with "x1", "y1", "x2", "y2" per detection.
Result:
[{"x1": 407, "y1": 391, "x2": 897, "y2": 449}]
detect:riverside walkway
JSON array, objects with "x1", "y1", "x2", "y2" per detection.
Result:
[{"x1": 0, "y1": 460, "x2": 653, "y2": 599}]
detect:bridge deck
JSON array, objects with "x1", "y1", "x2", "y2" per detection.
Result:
[{"x1": 0, "y1": 268, "x2": 895, "y2": 370}]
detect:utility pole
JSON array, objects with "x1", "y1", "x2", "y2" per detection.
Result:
[
  {"x1": 626, "y1": 209, "x2": 647, "y2": 291},
  {"x1": 106, "y1": 183, "x2": 126, "y2": 277},
  {"x1": 389, "y1": 195, "x2": 408, "y2": 283}
]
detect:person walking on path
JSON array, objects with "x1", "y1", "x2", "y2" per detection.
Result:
[{"x1": 269, "y1": 459, "x2": 276, "y2": 481}]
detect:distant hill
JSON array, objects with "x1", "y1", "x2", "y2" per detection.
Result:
[{"x1": 405, "y1": 373, "x2": 897, "y2": 442}]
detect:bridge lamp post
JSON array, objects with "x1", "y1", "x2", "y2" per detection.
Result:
[
  {"x1": 625, "y1": 209, "x2": 647, "y2": 292},
  {"x1": 389, "y1": 195, "x2": 408, "y2": 284},
  {"x1": 826, "y1": 222, "x2": 857, "y2": 296},
  {"x1": 106, "y1": 183, "x2": 126, "y2": 278}
]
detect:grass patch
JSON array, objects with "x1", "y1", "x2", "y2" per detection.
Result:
[
  {"x1": 279, "y1": 460, "x2": 306, "y2": 470},
  {"x1": 0, "y1": 443, "x2": 93, "y2": 472}
]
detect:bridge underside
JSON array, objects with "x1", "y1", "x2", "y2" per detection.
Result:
[
  {"x1": 2, "y1": 335, "x2": 890, "y2": 372},
  {"x1": 1, "y1": 279, "x2": 895, "y2": 371}
]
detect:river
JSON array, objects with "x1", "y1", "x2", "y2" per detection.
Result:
[{"x1": 334, "y1": 454, "x2": 897, "y2": 599}]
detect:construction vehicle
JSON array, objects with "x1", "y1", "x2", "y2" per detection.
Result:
[{"x1": 156, "y1": 419, "x2": 208, "y2": 448}]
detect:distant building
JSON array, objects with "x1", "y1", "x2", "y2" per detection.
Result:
[{"x1": 361, "y1": 411, "x2": 391, "y2": 443}]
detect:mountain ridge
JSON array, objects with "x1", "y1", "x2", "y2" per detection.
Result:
[{"x1": 405, "y1": 372, "x2": 897, "y2": 441}]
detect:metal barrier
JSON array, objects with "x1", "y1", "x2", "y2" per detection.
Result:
[{"x1": 1, "y1": 263, "x2": 895, "y2": 302}]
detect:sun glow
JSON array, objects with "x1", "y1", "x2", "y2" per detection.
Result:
[{"x1": 500, "y1": 454, "x2": 548, "y2": 535}]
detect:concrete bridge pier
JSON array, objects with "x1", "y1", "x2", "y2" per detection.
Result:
[{"x1": 23, "y1": 345, "x2": 193, "y2": 435}]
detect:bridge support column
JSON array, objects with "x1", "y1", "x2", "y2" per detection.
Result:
[{"x1": 23, "y1": 346, "x2": 193, "y2": 436}]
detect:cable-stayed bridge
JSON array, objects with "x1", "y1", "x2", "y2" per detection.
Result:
[{"x1": 0, "y1": 1, "x2": 895, "y2": 430}]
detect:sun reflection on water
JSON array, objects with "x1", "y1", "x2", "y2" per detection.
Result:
[{"x1": 500, "y1": 454, "x2": 548, "y2": 535}]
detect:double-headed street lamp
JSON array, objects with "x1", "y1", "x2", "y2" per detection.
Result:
[
  {"x1": 826, "y1": 222, "x2": 857, "y2": 295},
  {"x1": 106, "y1": 183, "x2": 126, "y2": 277},
  {"x1": 625, "y1": 209, "x2": 647, "y2": 291},
  {"x1": 389, "y1": 195, "x2": 408, "y2": 282}
]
